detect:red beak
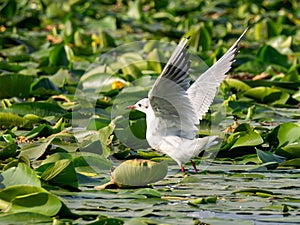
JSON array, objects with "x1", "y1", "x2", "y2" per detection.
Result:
[{"x1": 126, "y1": 105, "x2": 136, "y2": 109}]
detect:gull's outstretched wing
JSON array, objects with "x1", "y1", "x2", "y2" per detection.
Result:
[
  {"x1": 187, "y1": 29, "x2": 248, "y2": 120},
  {"x1": 148, "y1": 37, "x2": 198, "y2": 139}
]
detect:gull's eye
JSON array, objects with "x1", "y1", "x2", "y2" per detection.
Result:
[
  {"x1": 138, "y1": 103, "x2": 142, "y2": 107},
  {"x1": 145, "y1": 106, "x2": 148, "y2": 109}
]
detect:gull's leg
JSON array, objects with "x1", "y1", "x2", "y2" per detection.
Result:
[
  {"x1": 191, "y1": 160, "x2": 198, "y2": 172},
  {"x1": 181, "y1": 165, "x2": 185, "y2": 173}
]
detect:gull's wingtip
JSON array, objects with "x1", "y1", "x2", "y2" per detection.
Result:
[
  {"x1": 179, "y1": 31, "x2": 193, "y2": 47},
  {"x1": 238, "y1": 27, "x2": 249, "y2": 41}
]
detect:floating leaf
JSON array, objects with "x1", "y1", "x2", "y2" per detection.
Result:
[
  {"x1": 0, "y1": 185, "x2": 62, "y2": 216},
  {"x1": 230, "y1": 129, "x2": 263, "y2": 150},
  {"x1": 280, "y1": 158, "x2": 300, "y2": 168},
  {"x1": 257, "y1": 45, "x2": 289, "y2": 68},
  {"x1": 5, "y1": 102, "x2": 67, "y2": 117},
  {"x1": 98, "y1": 159, "x2": 168, "y2": 188},
  {"x1": 72, "y1": 152, "x2": 112, "y2": 174},
  {"x1": 41, "y1": 159, "x2": 78, "y2": 190},
  {"x1": 0, "y1": 112, "x2": 32, "y2": 129},
  {"x1": 134, "y1": 188, "x2": 162, "y2": 198},
  {"x1": 256, "y1": 149, "x2": 283, "y2": 169},
  {"x1": 1, "y1": 163, "x2": 41, "y2": 187},
  {"x1": 49, "y1": 44, "x2": 69, "y2": 67},
  {"x1": 223, "y1": 78, "x2": 251, "y2": 92},
  {"x1": 188, "y1": 196, "x2": 217, "y2": 206},
  {"x1": 280, "y1": 143, "x2": 300, "y2": 159},
  {"x1": 19, "y1": 136, "x2": 55, "y2": 160},
  {"x1": 268, "y1": 122, "x2": 300, "y2": 149},
  {"x1": 244, "y1": 87, "x2": 288, "y2": 104},
  {"x1": 0, "y1": 74, "x2": 33, "y2": 99},
  {"x1": 0, "y1": 212, "x2": 52, "y2": 224},
  {"x1": 0, "y1": 141, "x2": 17, "y2": 160}
]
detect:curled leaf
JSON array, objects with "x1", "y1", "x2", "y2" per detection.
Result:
[{"x1": 96, "y1": 159, "x2": 168, "y2": 189}]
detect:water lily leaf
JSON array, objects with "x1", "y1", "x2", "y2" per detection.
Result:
[
  {"x1": 292, "y1": 90, "x2": 300, "y2": 101},
  {"x1": 5, "y1": 102, "x2": 67, "y2": 117},
  {"x1": 86, "y1": 216, "x2": 124, "y2": 225},
  {"x1": 25, "y1": 124, "x2": 54, "y2": 139},
  {"x1": 223, "y1": 78, "x2": 251, "y2": 92},
  {"x1": 257, "y1": 45, "x2": 289, "y2": 68},
  {"x1": 80, "y1": 72, "x2": 123, "y2": 92},
  {"x1": 41, "y1": 159, "x2": 78, "y2": 190},
  {"x1": 189, "y1": 23, "x2": 212, "y2": 51},
  {"x1": 31, "y1": 77, "x2": 61, "y2": 96},
  {"x1": 279, "y1": 143, "x2": 300, "y2": 159},
  {"x1": 0, "y1": 74, "x2": 33, "y2": 99},
  {"x1": 268, "y1": 122, "x2": 300, "y2": 149},
  {"x1": 147, "y1": 48, "x2": 163, "y2": 73},
  {"x1": 49, "y1": 68, "x2": 78, "y2": 88},
  {"x1": 112, "y1": 159, "x2": 168, "y2": 187},
  {"x1": 128, "y1": 0, "x2": 142, "y2": 20},
  {"x1": 19, "y1": 136, "x2": 55, "y2": 160},
  {"x1": 40, "y1": 152, "x2": 72, "y2": 166},
  {"x1": 230, "y1": 130, "x2": 263, "y2": 150},
  {"x1": 244, "y1": 87, "x2": 287, "y2": 104},
  {"x1": 72, "y1": 152, "x2": 112, "y2": 174},
  {"x1": 87, "y1": 117, "x2": 111, "y2": 130},
  {"x1": 98, "y1": 30, "x2": 116, "y2": 48},
  {"x1": 232, "y1": 188, "x2": 274, "y2": 196},
  {"x1": 0, "y1": 141, "x2": 17, "y2": 160},
  {"x1": 49, "y1": 44, "x2": 69, "y2": 67},
  {"x1": 188, "y1": 196, "x2": 217, "y2": 206},
  {"x1": 0, "y1": 112, "x2": 32, "y2": 129},
  {"x1": 0, "y1": 61, "x2": 26, "y2": 73},
  {"x1": 134, "y1": 188, "x2": 161, "y2": 198},
  {"x1": 0, "y1": 212, "x2": 52, "y2": 224},
  {"x1": 280, "y1": 158, "x2": 300, "y2": 168},
  {"x1": 2, "y1": 163, "x2": 41, "y2": 187},
  {"x1": 0, "y1": 185, "x2": 62, "y2": 216},
  {"x1": 256, "y1": 149, "x2": 284, "y2": 164}
]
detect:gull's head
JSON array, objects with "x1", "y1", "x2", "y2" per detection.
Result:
[{"x1": 127, "y1": 98, "x2": 150, "y2": 114}]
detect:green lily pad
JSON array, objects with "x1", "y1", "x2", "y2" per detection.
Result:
[
  {"x1": 41, "y1": 159, "x2": 78, "y2": 190},
  {"x1": 0, "y1": 185, "x2": 62, "y2": 216},
  {"x1": 2, "y1": 163, "x2": 41, "y2": 187},
  {"x1": 0, "y1": 74, "x2": 33, "y2": 98},
  {"x1": 97, "y1": 159, "x2": 168, "y2": 189},
  {"x1": 0, "y1": 212, "x2": 52, "y2": 224}
]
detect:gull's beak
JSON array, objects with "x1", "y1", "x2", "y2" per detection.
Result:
[{"x1": 126, "y1": 105, "x2": 136, "y2": 109}]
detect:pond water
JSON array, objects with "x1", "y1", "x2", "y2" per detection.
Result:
[{"x1": 56, "y1": 163, "x2": 300, "y2": 224}]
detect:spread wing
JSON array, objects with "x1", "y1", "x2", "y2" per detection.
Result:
[
  {"x1": 148, "y1": 37, "x2": 198, "y2": 139},
  {"x1": 187, "y1": 28, "x2": 248, "y2": 120}
]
